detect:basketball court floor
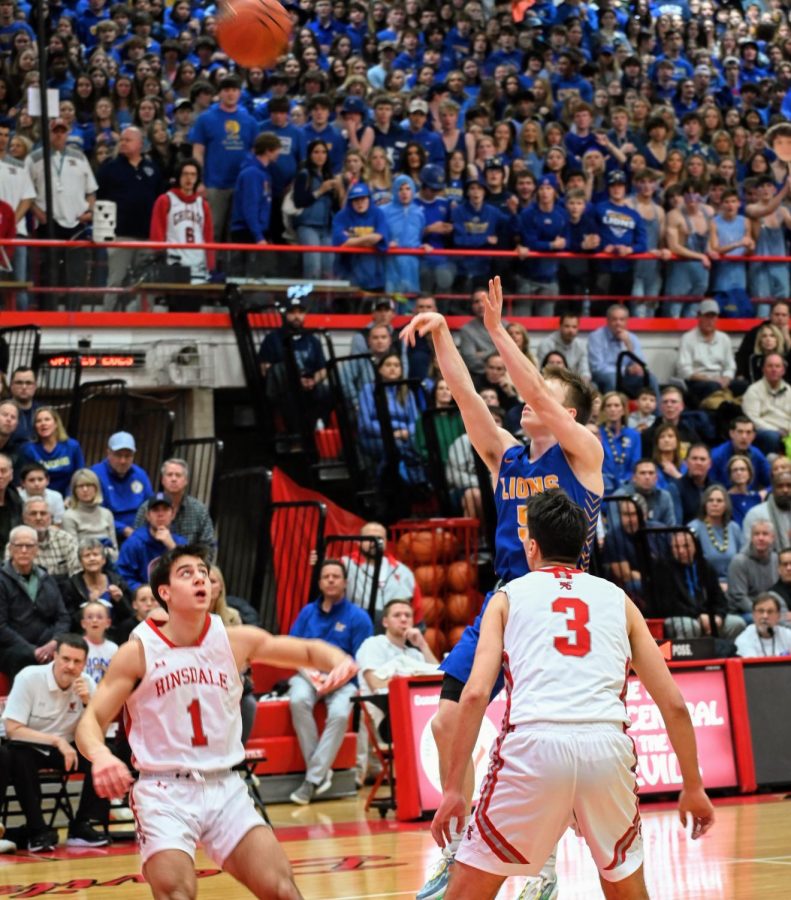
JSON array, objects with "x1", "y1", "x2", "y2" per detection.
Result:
[{"x1": 2, "y1": 791, "x2": 790, "y2": 898}]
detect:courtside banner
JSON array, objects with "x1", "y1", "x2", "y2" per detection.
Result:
[
  {"x1": 391, "y1": 665, "x2": 736, "y2": 818},
  {"x1": 408, "y1": 683, "x2": 508, "y2": 812},
  {"x1": 626, "y1": 666, "x2": 737, "y2": 793}
]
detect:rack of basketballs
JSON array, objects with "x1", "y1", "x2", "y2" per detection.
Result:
[{"x1": 391, "y1": 519, "x2": 482, "y2": 660}]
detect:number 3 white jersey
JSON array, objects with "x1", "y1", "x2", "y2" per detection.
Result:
[
  {"x1": 124, "y1": 614, "x2": 244, "y2": 772},
  {"x1": 501, "y1": 565, "x2": 631, "y2": 727}
]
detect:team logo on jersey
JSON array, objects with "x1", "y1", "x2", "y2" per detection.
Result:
[
  {"x1": 131, "y1": 480, "x2": 144, "y2": 494},
  {"x1": 225, "y1": 120, "x2": 241, "y2": 136},
  {"x1": 334, "y1": 622, "x2": 347, "y2": 632}
]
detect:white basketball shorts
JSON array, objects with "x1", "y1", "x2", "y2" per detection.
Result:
[
  {"x1": 130, "y1": 770, "x2": 266, "y2": 867},
  {"x1": 456, "y1": 721, "x2": 643, "y2": 883}
]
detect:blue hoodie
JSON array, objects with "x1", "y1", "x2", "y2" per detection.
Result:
[
  {"x1": 117, "y1": 525, "x2": 187, "y2": 591},
  {"x1": 332, "y1": 195, "x2": 390, "y2": 291},
  {"x1": 383, "y1": 175, "x2": 425, "y2": 293},
  {"x1": 230, "y1": 154, "x2": 273, "y2": 242}
]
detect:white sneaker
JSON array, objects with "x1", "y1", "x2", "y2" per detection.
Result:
[
  {"x1": 0, "y1": 824, "x2": 16, "y2": 854},
  {"x1": 315, "y1": 772, "x2": 333, "y2": 797},
  {"x1": 109, "y1": 806, "x2": 135, "y2": 822},
  {"x1": 516, "y1": 874, "x2": 559, "y2": 900},
  {"x1": 416, "y1": 851, "x2": 454, "y2": 899}
]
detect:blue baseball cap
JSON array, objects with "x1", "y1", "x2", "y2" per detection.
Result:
[
  {"x1": 537, "y1": 173, "x2": 559, "y2": 191},
  {"x1": 608, "y1": 169, "x2": 628, "y2": 186},
  {"x1": 420, "y1": 163, "x2": 445, "y2": 190},
  {"x1": 108, "y1": 431, "x2": 136, "y2": 452},
  {"x1": 348, "y1": 182, "x2": 371, "y2": 200},
  {"x1": 149, "y1": 491, "x2": 173, "y2": 509},
  {"x1": 342, "y1": 96, "x2": 365, "y2": 116}
]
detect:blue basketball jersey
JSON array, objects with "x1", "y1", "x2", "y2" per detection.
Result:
[{"x1": 441, "y1": 442, "x2": 601, "y2": 685}]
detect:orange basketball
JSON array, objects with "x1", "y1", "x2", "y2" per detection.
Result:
[
  {"x1": 447, "y1": 560, "x2": 476, "y2": 592},
  {"x1": 217, "y1": 0, "x2": 292, "y2": 69},
  {"x1": 447, "y1": 626, "x2": 466, "y2": 648},
  {"x1": 446, "y1": 592, "x2": 472, "y2": 625},
  {"x1": 438, "y1": 530, "x2": 459, "y2": 562},
  {"x1": 425, "y1": 627, "x2": 447, "y2": 658},
  {"x1": 414, "y1": 564, "x2": 446, "y2": 596},
  {"x1": 396, "y1": 530, "x2": 435, "y2": 565},
  {"x1": 421, "y1": 595, "x2": 444, "y2": 627}
]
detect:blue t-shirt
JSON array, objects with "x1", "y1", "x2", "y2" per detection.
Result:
[
  {"x1": 188, "y1": 105, "x2": 258, "y2": 189},
  {"x1": 21, "y1": 439, "x2": 85, "y2": 497},
  {"x1": 289, "y1": 597, "x2": 373, "y2": 664}
]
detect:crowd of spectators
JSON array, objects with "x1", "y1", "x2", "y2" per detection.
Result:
[{"x1": 0, "y1": 0, "x2": 789, "y2": 302}]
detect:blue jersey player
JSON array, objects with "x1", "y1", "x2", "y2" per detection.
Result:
[{"x1": 401, "y1": 277, "x2": 604, "y2": 900}]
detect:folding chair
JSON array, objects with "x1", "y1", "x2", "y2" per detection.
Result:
[
  {"x1": 236, "y1": 748, "x2": 271, "y2": 825},
  {"x1": 353, "y1": 694, "x2": 395, "y2": 818}
]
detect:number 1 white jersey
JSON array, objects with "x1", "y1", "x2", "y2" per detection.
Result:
[
  {"x1": 501, "y1": 565, "x2": 631, "y2": 727},
  {"x1": 124, "y1": 614, "x2": 244, "y2": 773}
]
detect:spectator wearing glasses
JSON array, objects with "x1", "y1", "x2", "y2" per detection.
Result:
[
  {"x1": 132, "y1": 457, "x2": 216, "y2": 552},
  {"x1": 15, "y1": 497, "x2": 80, "y2": 579},
  {"x1": 0, "y1": 525, "x2": 71, "y2": 681}
]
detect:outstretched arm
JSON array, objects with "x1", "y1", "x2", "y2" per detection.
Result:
[
  {"x1": 400, "y1": 313, "x2": 516, "y2": 473},
  {"x1": 626, "y1": 598, "x2": 714, "y2": 839},
  {"x1": 482, "y1": 277, "x2": 603, "y2": 492},
  {"x1": 230, "y1": 626, "x2": 359, "y2": 696}
]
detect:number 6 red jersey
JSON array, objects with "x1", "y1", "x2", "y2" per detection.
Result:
[
  {"x1": 124, "y1": 614, "x2": 244, "y2": 772},
  {"x1": 500, "y1": 566, "x2": 631, "y2": 727}
]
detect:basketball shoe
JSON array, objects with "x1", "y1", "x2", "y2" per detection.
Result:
[
  {"x1": 416, "y1": 850, "x2": 453, "y2": 899},
  {"x1": 516, "y1": 874, "x2": 559, "y2": 900}
]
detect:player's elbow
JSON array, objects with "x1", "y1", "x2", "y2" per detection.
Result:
[{"x1": 459, "y1": 682, "x2": 490, "y2": 707}]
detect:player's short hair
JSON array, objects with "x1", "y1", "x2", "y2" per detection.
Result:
[
  {"x1": 55, "y1": 633, "x2": 89, "y2": 656},
  {"x1": 525, "y1": 490, "x2": 586, "y2": 565},
  {"x1": 149, "y1": 543, "x2": 212, "y2": 609},
  {"x1": 542, "y1": 365, "x2": 593, "y2": 426}
]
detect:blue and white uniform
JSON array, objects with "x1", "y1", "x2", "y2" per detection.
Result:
[{"x1": 440, "y1": 443, "x2": 601, "y2": 687}]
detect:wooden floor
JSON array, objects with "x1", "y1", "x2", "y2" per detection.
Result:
[{"x1": 2, "y1": 791, "x2": 790, "y2": 898}]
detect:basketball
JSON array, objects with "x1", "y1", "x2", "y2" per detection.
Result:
[
  {"x1": 396, "y1": 530, "x2": 436, "y2": 566},
  {"x1": 438, "y1": 530, "x2": 459, "y2": 562},
  {"x1": 414, "y1": 564, "x2": 445, "y2": 596},
  {"x1": 445, "y1": 592, "x2": 472, "y2": 626},
  {"x1": 425, "y1": 627, "x2": 447, "y2": 658},
  {"x1": 217, "y1": 0, "x2": 292, "y2": 69},
  {"x1": 447, "y1": 626, "x2": 466, "y2": 647},
  {"x1": 447, "y1": 560, "x2": 476, "y2": 592},
  {"x1": 421, "y1": 595, "x2": 444, "y2": 627}
]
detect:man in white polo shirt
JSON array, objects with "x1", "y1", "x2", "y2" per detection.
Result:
[
  {"x1": 355, "y1": 599, "x2": 438, "y2": 785},
  {"x1": 2, "y1": 633, "x2": 109, "y2": 852}
]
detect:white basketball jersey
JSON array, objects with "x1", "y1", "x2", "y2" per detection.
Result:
[
  {"x1": 124, "y1": 614, "x2": 244, "y2": 772},
  {"x1": 502, "y1": 566, "x2": 631, "y2": 726},
  {"x1": 165, "y1": 192, "x2": 208, "y2": 280}
]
